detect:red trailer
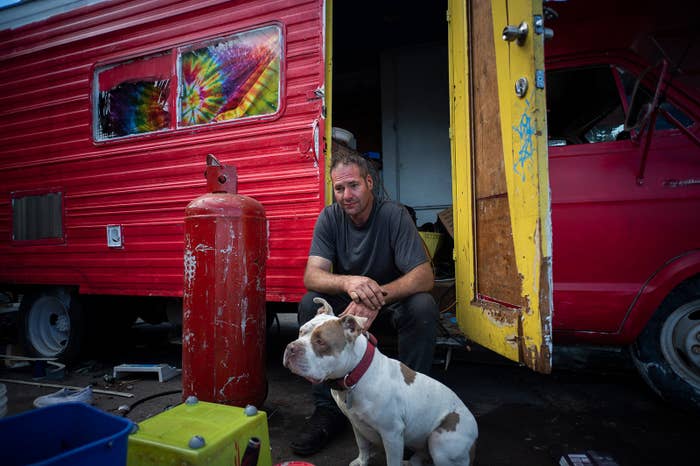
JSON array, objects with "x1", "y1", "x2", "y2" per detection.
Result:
[{"x1": 0, "y1": 0, "x2": 326, "y2": 360}]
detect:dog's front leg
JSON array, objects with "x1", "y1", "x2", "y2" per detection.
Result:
[
  {"x1": 348, "y1": 426, "x2": 373, "y2": 466},
  {"x1": 381, "y1": 431, "x2": 405, "y2": 466}
]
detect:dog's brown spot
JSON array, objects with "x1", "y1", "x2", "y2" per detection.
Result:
[
  {"x1": 340, "y1": 315, "x2": 363, "y2": 340},
  {"x1": 400, "y1": 363, "x2": 416, "y2": 385},
  {"x1": 311, "y1": 319, "x2": 346, "y2": 357},
  {"x1": 437, "y1": 411, "x2": 460, "y2": 433}
]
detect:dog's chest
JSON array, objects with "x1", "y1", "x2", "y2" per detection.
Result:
[{"x1": 334, "y1": 391, "x2": 384, "y2": 442}]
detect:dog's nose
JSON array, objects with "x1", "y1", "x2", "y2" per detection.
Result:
[{"x1": 283, "y1": 341, "x2": 303, "y2": 367}]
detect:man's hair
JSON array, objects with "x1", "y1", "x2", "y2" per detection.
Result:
[{"x1": 330, "y1": 146, "x2": 370, "y2": 178}]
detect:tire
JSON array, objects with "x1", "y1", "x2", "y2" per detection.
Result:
[
  {"x1": 630, "y1": 278, "x2": 700, "y2": 411},
  {"x1": 19, "y1": 287, "x2": 84, "y2": 364}
]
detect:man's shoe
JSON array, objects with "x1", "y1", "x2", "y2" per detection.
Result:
[{"x1": 290, "y1": 406, "x2": 348, "y2": 456}]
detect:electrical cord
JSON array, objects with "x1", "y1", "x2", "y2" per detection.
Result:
[{"x1": 117, "y1": 389, "x2": 182, "y2": 417}]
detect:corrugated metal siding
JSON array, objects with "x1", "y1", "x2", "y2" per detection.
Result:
[{"x1": 0, "y1": 0, "x2": 326, "y2": 301}]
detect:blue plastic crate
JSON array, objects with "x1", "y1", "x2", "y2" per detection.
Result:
[{"x1": 0, "y1": 402, "x2": 133, "y2": 466}]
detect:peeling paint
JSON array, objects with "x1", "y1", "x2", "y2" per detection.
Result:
[
  {"x1": 219, "y1": 373, "x2": 250, "y2": 397},
  {"x1": 480, "y1": 299, "x2": 520, "y2": 327},
  {"x1": 184, "y1": 249, "x2": 196, "y2": 288},
  {"x1": 240, "y1": 297, "x2": 248, "y2": 344},
  {"x1": 539, "y1": 254, "x2": 553, "y2": 355}
]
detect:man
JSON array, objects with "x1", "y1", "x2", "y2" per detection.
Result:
[{"x1": 290, "y1": 148, "x2": 439, "y2": 456}]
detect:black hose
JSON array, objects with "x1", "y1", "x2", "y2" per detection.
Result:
[{"x1": 118, "y1": 389, "x2": 182, "y2": 417}]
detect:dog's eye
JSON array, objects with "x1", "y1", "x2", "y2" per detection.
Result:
[{"x1": 314, "y1": 337, "x2": 325, "y2": 347}]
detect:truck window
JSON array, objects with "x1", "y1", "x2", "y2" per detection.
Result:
[
  {"x1": 618, "y1": 66, "x2": 694, "y2": 131},
  {"x1": 546, "y1": 65, "x2": 694, "y2": 147},
  {"x1": 546, "y1": 65, "x2": 624, "y2": 145}
]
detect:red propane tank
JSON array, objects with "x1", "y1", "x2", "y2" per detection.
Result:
[{"x1": 182, "y1": 154, "x2": 268, "y2": 407}]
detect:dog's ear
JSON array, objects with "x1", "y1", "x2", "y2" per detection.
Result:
[
  {"x1": 313, "y1": 297, "x2": 335, "y2": 316},
  {"x1": 340, "y1": 315, "x2": 366, "y2": 339}
]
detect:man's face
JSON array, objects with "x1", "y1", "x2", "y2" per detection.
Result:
[{"x1": 331, "y1": 162, "x2": 374, "y2": 226}]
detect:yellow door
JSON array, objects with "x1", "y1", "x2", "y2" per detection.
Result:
[{"x1": 448, "y1": 0, "x2": 552, "y2": 372}]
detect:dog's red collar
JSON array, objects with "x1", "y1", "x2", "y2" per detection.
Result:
[{"x1": 329, "y1": 332, "x2": 377, "y2": 391}]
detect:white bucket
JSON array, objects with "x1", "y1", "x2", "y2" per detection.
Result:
[{"x1": 0, "y1": 383, "x2": 7, "y2": 418}]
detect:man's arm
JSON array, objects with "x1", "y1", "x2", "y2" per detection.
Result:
[
  {"x1": 303, "y1": 255, "x2": 346, "y2": 295},
  {"x1": 381, "y1": 260, "x2": 434, "y2": 305},
  {"x1": 305, "y1": 254, "x2": 434, "y2": 308},
  {"x1": 303, "y1": 255, "x2": 388, "y2": 310}
]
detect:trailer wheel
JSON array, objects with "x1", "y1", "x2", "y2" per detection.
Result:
[
  {"x1": 19, "y1": 288, "x2": 84, "y2": 364},
  {"x1": 630, "y1": 279, "x2": 700, "y2": 411}
]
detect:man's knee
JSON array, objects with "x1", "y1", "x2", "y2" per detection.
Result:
[
  {"x1": 405, "y1": 292, "x2": 439, "y2": 323},
  {"x1": 394, "y1": 292, "x2": 439, "y2": 331}
]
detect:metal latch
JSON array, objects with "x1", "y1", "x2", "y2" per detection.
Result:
[{"x1": 502, "y1": 21, "x2": 528, "y2": 45}]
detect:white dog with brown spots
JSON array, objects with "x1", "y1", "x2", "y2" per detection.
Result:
[{"x1": 283, "y1": 298, "x2": 478, "y2": 466}]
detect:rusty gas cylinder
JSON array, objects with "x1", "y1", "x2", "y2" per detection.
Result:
[{"x1": 182, "y1": 154, "x2": 268, "y2": 407}]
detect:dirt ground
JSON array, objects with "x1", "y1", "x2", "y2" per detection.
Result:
[{"x1": 1, "y1": 314, "x2": 697, "y2": 466}]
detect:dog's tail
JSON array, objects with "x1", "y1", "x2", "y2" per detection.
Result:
[{"x1": 312, "y1": 297, "x2": 334, "y2": 316}]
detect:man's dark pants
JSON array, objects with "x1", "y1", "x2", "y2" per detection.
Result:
[{"x1": 297, "y1": 290, "x2": 439, "y2": 411}]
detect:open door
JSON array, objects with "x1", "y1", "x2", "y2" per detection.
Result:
[{"x1": 448, "y1": 0, "x2": 553, "y2": 372}]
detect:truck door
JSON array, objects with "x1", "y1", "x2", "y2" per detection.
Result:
[{"x1": 447, "y1": 0, "x2": 553, "y2": 372}]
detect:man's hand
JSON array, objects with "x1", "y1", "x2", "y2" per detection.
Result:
[
  {"x1": 344, "y1": 276, "x2": 387, "y2": 311},
  {"x1": 339, "y1": 301, "x2": 378, "y2": 330}
]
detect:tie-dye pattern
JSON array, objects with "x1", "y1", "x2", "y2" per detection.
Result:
[
  {"x1": 180, "y1": 26, "x2": 281, "y2": 126},
  {"x1": 98, "y1": 80, "x2": 170, "y2": 138}
]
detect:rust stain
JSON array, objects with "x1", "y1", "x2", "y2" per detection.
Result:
[
  {"x1": 516, "y1": 257, "x2": 552, "y2": 374},
  {"x1": 477, "y1": 299, "x2": 520, "y2": 327}
]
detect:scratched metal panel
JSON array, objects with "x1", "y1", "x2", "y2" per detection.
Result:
[{"x1": 0, "y1": 0, "x2": 326, "y2": 301}]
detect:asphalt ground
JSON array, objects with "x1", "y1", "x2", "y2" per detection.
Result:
[{"x1": 1, "y1": 314, "x2": 697, "y2": 465}]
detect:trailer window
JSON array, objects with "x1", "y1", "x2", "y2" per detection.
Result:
[
  {"x1": 178, "y1": 25, "x2": 282, "y2": 127},
  {"x1": 12, "y1": 192, "x2": 64, "y2": 242},
  {"x1": 94, "y1": 53, "x2": 172, "y2": 141}
]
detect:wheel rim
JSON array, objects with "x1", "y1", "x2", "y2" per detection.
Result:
[
  {"x1": 26, "y1": 296, "x2": 71, "y2": 357},
  {"x1": 660, "y1": 298, "x2": 700, "y2": 389}
]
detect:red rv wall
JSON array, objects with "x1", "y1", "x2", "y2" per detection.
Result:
[{"x1": 0, "y1": 0, "x2": 326, "y2": 302}]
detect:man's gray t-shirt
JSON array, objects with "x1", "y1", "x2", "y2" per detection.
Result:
[{"x1": 309, "y1": 200, "x2": 428, "y2": 285}]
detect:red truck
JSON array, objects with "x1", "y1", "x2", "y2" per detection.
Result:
[{"x1": 0, "y1": 0, "x2": 698, "y2": 410}]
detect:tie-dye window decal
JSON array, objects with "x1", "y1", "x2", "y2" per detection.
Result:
[
  {"x1": 178, "y1": 25, "x2": 282, "y2": 126},
  {"x1": 94, "y1": 53, "x2": 172, "y2": 141}
]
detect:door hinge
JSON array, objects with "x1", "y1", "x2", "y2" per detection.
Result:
[{"x1": 535, "y1": 70, "x2": 545, "y2": 89}]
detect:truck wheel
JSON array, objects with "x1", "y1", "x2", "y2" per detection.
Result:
[
  {"x1": 630, "y1": 279, "x2": 700, "y2": 411},
  {"x1": 19, "y1": 288, "x2": 84, "y2": 364}
]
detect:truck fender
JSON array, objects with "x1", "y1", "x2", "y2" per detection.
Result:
[{"x1": 619, "y1": 250, "x2": 700, "y2": 342}]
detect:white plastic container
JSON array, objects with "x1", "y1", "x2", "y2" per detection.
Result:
[{"x1": 332, "y1": 127, "x2": 357, "y2": 149}]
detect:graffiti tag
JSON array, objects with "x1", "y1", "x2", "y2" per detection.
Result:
[{"x1": 513, "y1": 99, "x2": 535, "y2": 181}]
